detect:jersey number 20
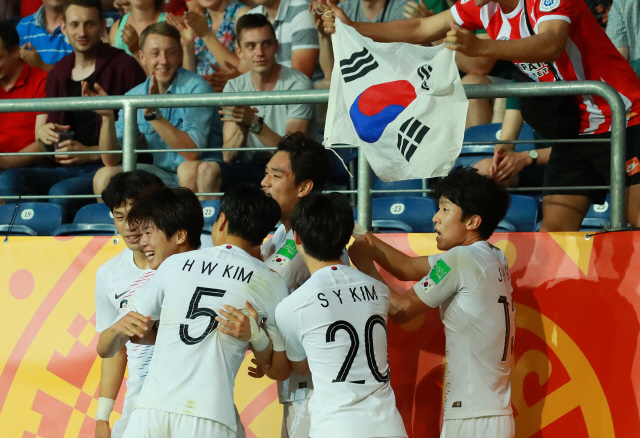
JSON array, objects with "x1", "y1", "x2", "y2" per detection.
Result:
[
  {"x1": 180, "y1": 287, "x2": 226, "y2": 345},
  {"x1": 326, "y1": 315, "x2": 389, "y2": 384}
]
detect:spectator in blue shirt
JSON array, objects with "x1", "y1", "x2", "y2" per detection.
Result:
[
  {"x1": 90, "y1": 22, "x2": 223, "y2": 194},
  {"x1": 17, "y1": 0, "x2": 73, "y2": 72}
]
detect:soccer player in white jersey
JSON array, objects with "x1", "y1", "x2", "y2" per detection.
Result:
[
  {"x1": 260, "y1": 133, "x2": 350, "y2": 438},
  {"x1": 98, "y1": 185, "x2": 289, "y2": 438},
  {"x1": 273, "y1": 193, "x2": 407, "y2": 438},
  {"x1": 94, "y1": 170, "x2": 164, "y2": 438},
  {"x1": 349, "y1": 167, "x2": 515, "y2": 438}
]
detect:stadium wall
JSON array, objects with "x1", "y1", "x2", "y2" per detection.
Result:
[{"x1": 1, "y1": 232, "x2": 638, "y2": 437}]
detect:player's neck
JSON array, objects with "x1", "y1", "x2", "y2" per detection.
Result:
[
  {"x1": 303, "y1": 257, "x2": 344, "y2": 275},
  {"x1": 132, "y1": 249, "x2": 152, "y2": 270},
  {"x1": 460, "y1": 235, "x2": 484, "y2": 247},
  {"x1": 497, "y1": 0, "x2": 519, "y2": 14},
  {"x1": 217, "y1": 236, "x2": 256, "y2": 254}
]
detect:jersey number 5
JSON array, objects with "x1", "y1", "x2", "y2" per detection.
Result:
[
  {"x1": 326, "y1": 315, "x2": 390, "y2": 384},
  {"x1": 180, "y1": 287, "x2": 226, "y2": 345}
]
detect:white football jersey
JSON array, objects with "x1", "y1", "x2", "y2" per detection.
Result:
[
  {"x1": 95, "y1": 249, "x2": 155, "y2": 427},
  {"x1": 124, "y1": 245, "x2": 288, "y2": 432},
  {"x1": 262, "y1": 225, "x2": 351, "y2": 403},
  {"x1": 413, "y1": 241, "x2": 515, "y2": 420},
  {"x1": 275, "y1": 265, "x2": 407, "y2": 438}
]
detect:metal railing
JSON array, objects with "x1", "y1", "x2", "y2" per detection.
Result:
[{"x1": 0, "y1": 81, "x2": 629, "y2": 229}]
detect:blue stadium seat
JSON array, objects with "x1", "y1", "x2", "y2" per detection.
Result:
[
  {"x1": 504, "y1": 195, "x2": 538, "y2": 231},
  {"x1": 496, "y1": 220, "x2": 517, "y2": 232},
  {"x1": 201, "y1": 200, "x2": 220, "y2": 234},
  {"x1": 581, "y1": 196, "x2": 610, "y2": 231},
  {"x1": 0, "y1": 203, "x2": 65, "y2": 236},
  {"x1": 53, "y1": 203, "x2": 117, "y2": 236},
  {"x1": 104, "y1": 12, "x2": 120, "y2": 32},
  {"x1": 372, "y1": 175, "x2": 426, "y2": 198},
  {"x1": 356, "y1": 197, "x2": 437, "y2": 233}
]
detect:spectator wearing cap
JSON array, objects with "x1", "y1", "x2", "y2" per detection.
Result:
[
  {"x1": 0, "y1": 0, "x2": 146, "y2": 215},
  {"x1": 0, "y1": 21, "x2": 48, "y2": 172},
  {"x1": 91, "y1": 21, "x2": 223, "y2": 193},
  {"x1": 16, "y1": 0, "x2": 73, "y2": 72}
]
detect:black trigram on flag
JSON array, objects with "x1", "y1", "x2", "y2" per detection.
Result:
[
  {"x1": 417, "y1": 64, "x2": 433, "y2": 91},
  {"x1": 340, "y1": 48, "x2": 379, "y2": 83},
  {"x1": 397, "y1": 117, "x2": 430, "y2": 162}
]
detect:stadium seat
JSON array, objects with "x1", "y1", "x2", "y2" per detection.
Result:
[
  {"x1": 104, "y1": 12, "x2": 120, "y2": 32},
  {"x1": 201, "y1": 200, "x2": 220, "y2": 234},
  {"x1": 456, "y1": 123, "x2": 536, "y2": 168},
  {"x1": 581, "y1": 196, "x2": 610, "y2": 231},
  {"x1": 0, "y1": 203, "x2": 65, "y2": 236},
  {"x1": 53, "y1": 203, "x2": 117, "y2": 236},
  {"x1": 504, "y1": 195, "x2": 538, "y2": 231},
  {"x1": 356, "y1": 197, "x2": 437, "y2": 233},
  {"x1": 372, "y1": 175, "x2": 426, "y2": 198}
]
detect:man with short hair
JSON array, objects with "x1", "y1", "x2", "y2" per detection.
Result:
[
  {"x1": 248, "y1": 0, "x2": 320, "y2": 80},
  {"x1": 0, "y1": 0, "x2": 145, "y2": 215},
  {"x1": 16, "y1": 0, "x2": 74, "y2": 72},
  {"x1": 259, "y1": 133, "x2": 350, "y2": 438},
  {"x1": 349, "y1": 167, "x2": 515, "y2": 438},
  {"x1": 0, "y1": 21, "x2": 48, "y2": 172},
  {"x1": 97, "y1": 184, "x2": 289, "y2": 438},
  {"x1": 178, "y1": 14, "x2": 313, "y2": 199},
  {"x1": 273, "y1": 192, "x2": 408, "y2": 438},
  {"x1": 91, "y1": 21, "x2": 223, "y2": 194},
  {"x1": 94, "y1": 170, "x2": 165, "y2": 438}
]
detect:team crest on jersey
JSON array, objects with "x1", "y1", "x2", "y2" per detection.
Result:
[
  {"x1": 119, "y1": 299, "x2": 128, "y2": 309},
  {"x1": 540, "y1": 0, "x2": 560, "y2": 12}
]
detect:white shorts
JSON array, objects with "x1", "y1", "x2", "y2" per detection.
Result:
[
  {"x1": 281, "y1": 398, "x2": 311, "y2": 438},
  {"x1": 122, "y1": 408, "x2": 236, "y2": 438},
  {"x1": 440, "y1": 415, "x2": 514, "y2": 438}
]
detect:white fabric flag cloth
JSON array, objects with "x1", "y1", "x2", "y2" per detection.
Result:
[{"x1": 324, "y1": 18, "x2": 468, "y2": 181}]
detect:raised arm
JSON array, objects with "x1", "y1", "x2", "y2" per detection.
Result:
[{"x1": 97, "y1": 311, "x2": 152, "y2": 358}]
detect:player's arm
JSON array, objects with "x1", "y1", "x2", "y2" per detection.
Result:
[
  {"x1": 95, "y1": 346, "x2": 127, "y2": 436},
  {"x1": 323, "y1": 2, "x2": 453, "y2": 45},
  {"x1": 447, "y1": 19, "x2": 570, "y2": 63},
  {"x1": 97, "y1": 311, "x2": 153, "y2": 358},
  {"x1": 349, "y1": 232, "x2": 431, "y2": 281}
]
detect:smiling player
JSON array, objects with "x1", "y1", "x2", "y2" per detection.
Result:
[
  {"x1": 94, "y1": 170, "x2": 164, "y2": 438},
  {"x1": 349, "y1": 167, "x2": 515, "y2": 438}
]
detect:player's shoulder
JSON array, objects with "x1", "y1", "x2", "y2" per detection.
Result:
[{"x1": 96, "y1": 248, "x2": 131, "y2": 278}]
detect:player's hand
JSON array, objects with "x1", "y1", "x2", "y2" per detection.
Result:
[
  {"x1": 403, "y1": 0, "x2": 434, "y2": 19},
  {"x1": 143, "y1": 74, "x2": 159, "y2": 116},
  {"x1": 321, "y1": 0, "x2": 351, "y2": 34},
  {"x1": 112, "y1": 311, "x2": 151, "y2": 338},
  {"x1": 36, "y1": 123, "x2": 71, "y2": 146},
  {"x1": 219, "y1": 105, "x2": 259, "y2": 127},
  {"x1": 121, "y1": 23, "x2": 140, "y2": 55},
  {"x1": 348, "y1": 233, "x2": 378, "y2": 271},
  {"x1": 490, "y1": 149, "x2": 528, "y2": 182},
  {"x1": 82, "y1": 82, "x2": 112, "y2": 117},
  {"x1": 203, "y1": 62, "x2": 240, "y2": 92},
  {"x1": 216, "y1": 301, "x2": 259, "y2": 342},
  {"x1": 444, "y1": 22, "x2": 481, "y2": 56},
  {"x1": 95, "y1": 420, "x2": 111, "y2": 438},
  {"x1": 248, "y1": 357, "x2": 267, "y2": 378},
  {"x1": 310, "y1": 2, "x2": 330, "y2": 37},
  {"x1": 185, "y1": 10, "x2": 211, "y2": 38},
  {"x1": 20, "y1": 42, "x2": 45, "y2": 70}
]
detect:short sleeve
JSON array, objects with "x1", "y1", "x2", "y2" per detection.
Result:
[
  {"x1": 285, "y1": 73, "x2": 313, "y2": 121},
  {"x1": 182, "y1": 80, "x2": 216, "y2": 149},
  {"x1": 263, "y1": 275, "x2": 289, "y2": 352},
  {"x1": 412, "y1": 251, "x2": 460, "y2": 308},
  {"x1": 126, "y1": 263, "x2": 169, "y2": 320},
  {"x1": 532, "y1": 0, "x2": 573, "y2": 30},
  {"x1": 95, "y1": 267, "x2": 117, "y2": 332},
  {"x1": 289, "y1": 9, "x2": 320, "y2": 51},
  {"x1": 605, "y1": 1, "x2": 627, "y2": 49},
  {"x1": 275, "y1": 299, "x2": 307, "y2": 361},
  {"x1": 450, "y1": 1, "x2": 484, "y2": 31}
]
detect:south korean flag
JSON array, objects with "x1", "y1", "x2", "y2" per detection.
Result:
[{"x1": 324, "y1": 18, "x2": 468, "y2": 181}]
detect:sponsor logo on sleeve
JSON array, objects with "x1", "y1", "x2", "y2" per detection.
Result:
[
  {"x1": 540, "y1": 0, "x2": 560, "y2": 12},
  {"x1": 276, "y1": 239, "x2": 298, "y2": 259},
  {"x1": 429, "y1": 259, "x2": 452, "y2": 285}
]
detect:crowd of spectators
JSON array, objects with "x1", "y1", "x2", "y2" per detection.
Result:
[{"x1": 0, "y1": 0, "x2": 639, "y2": 230}]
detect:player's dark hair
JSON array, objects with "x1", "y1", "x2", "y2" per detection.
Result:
[
  {"x1": 0, "y1": 22, "x2": 20, "y2": 51},
  {"x1": 139, "y1": 22, "x2": 181, "y2": 49},
  {"x1": 235, "y1": 13, "x2": 276, "y2": 45},
  {"x1": 291, "y1": 193, "x2": 353, "y2": 262},
  {"x1": 126, "y1": 187, "x2": 203, "y2": 249},
  {"x1": 101, "y1": 170, "x2": 165, "y2": 211},
  {"x1": 217, "y1": 184, "x2": 281, "y2": 246},
  {"x1": 277, "y1": 132, "x2": 330, "y2": 191},
  {"x1": 431, "y1": 166, "x2": 511, "y2": 239},
  {"x1": 63, "y1": 0, "x2": 104, "y2": 20}
]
